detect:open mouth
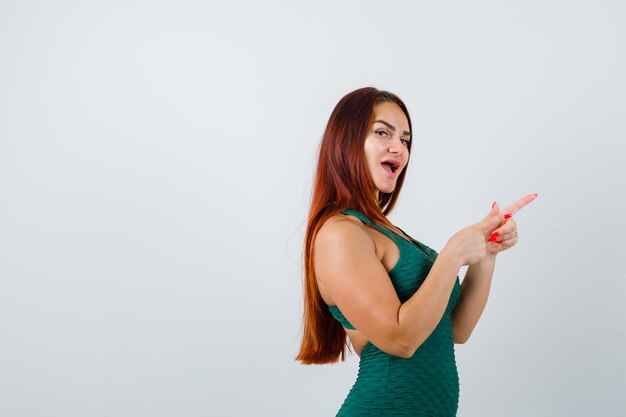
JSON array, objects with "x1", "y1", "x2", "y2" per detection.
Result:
[{"x1": 381, "y1": 160, "x2": 400, "y2": 175}]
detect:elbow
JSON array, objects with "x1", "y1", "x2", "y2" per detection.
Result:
[
  {"x1": 395, "y1": 337, "x2": 424, "y2": 359},
  {"x1": 397, "y1": 346, "x2": 415, "y2": 359},
  {"x1": 392, "y1": 326, "x2": 431, "y2": 358},
  {"x1": 402, "y1": 347, "x2": 418, "y2": 359},
  {"x1": 380, "y1": 321, "x2": 431, "y2": 358},
  {"x1": 381, "y1": 335, "x2": 418, "y2": 359},
  {"x1": 392, "y1": 347, "x2": 414, "y2": 359}
]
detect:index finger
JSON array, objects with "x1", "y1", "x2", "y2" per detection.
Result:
[{"x1": 502, "y1": 193, "x2": 538, "y2": 216}]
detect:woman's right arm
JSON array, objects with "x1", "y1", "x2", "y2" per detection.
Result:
[{"x1": 315, "y1": 210, "x2": 502, "y2": 358}]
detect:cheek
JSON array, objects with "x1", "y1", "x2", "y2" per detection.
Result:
[{"x1": 363, "y1": 144, "x2": 380, "y2": 166}]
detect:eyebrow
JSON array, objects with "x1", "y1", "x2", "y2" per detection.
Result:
[{"x1": 373, "y1": 119, "x2": 411, "y2": 137}]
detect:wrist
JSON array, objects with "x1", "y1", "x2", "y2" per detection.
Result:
[
  {"x1": 480, "y1": 253, "x2": 497, "y2": 265},
  {"x1": 439, "y1": 246, "x2": 465, "y2": 270},
  {"x1": 471, "y1": 253, "x2": 497, "y2": 272}
]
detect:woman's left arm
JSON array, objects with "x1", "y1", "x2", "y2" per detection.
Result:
[
  {"x1": 451, "y1": 194, "x2": 538, "y2": 343},
  {"x1": 451, "y1": 253, "x2": 497, "y2": 344}
]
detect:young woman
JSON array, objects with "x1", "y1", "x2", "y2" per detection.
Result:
[{"x1": 295, "y1": 87, "x2": 537, "y2": 416}]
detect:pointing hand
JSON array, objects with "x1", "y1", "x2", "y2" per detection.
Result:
[
  {"x1": 444, "y1": 193, "x2": 538, "y2": 266},
  {"x1": 485, "y1": 194, "x2": 538, "y2": 255}
]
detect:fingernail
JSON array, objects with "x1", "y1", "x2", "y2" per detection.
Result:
[
  {"x1": 533, "y1": 193, "x2": 538, "y2": 197},
  {"x1": 504, "y1": 213, "x2": 512, "y2": 219},
  {"x1": 488, "y1": 236, "x2": 497, "y2": 242},
  {"x1": 492, "y1": 201, "x2": 496, "y2": 209},
  {"x1": 488, "y1": 232, "x2": 499, "y2": 242}
]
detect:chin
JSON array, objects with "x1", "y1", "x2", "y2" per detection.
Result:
[{"x1": 377, "y1": 184, "x2": 397, "y2": 194}]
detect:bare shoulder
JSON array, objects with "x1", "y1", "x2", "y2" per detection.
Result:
[
  {"x1": 314, "y1": 213, "x2": 381, "y2": 305},
  {"x1": 315, "y1": 213, "x2": 374, "y2": 252},
  {"x1": 313, "y1": 213, "x2": 405, "y2": 356}
]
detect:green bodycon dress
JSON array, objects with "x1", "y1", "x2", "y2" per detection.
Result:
[{"x1": 328, "y1": 209, "x2": 462, "y2": 417}]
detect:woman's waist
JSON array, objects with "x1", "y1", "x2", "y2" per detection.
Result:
[{"x1": 358, "y1": 331, "x2": 457, "y2": 370}]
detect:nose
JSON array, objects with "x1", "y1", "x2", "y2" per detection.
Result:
[{"x1": 388, "y1": 138, "x2": 405, "y2": 155}]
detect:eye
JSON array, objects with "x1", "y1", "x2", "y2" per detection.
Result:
[
  {"x1": 401, "y1": 138, "x2": 410, "y2": 146},
  {"x1": 375, "y1": 129, "x2": 389, "y2": 137}
]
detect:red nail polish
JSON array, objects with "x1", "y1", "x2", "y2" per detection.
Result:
[
  {"x1": 504, "y1": 214, "x2": 512, "y2": 219},
  {"x1": 492, "y1": 201, "x2": 496, "y2": 209},
  {"x1": 488, "y1": 236, "x2": 497, "y2": 242}
]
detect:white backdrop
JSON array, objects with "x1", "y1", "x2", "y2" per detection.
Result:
[{"x1": 1, "y1": 1, "x2": 625, "y2": 416}]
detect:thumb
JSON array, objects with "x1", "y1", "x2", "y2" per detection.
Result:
[{"x1": 481, "y1": 201, "x2": 501, "y2": 233}]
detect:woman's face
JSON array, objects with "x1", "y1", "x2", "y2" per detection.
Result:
[{"x1": 363, "y1": 101, "x2": 411, "y2": 197}]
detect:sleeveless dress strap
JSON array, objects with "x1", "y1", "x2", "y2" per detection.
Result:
[
  {"x1": 327, "y1": 209, "x2": 405, "y2": 331},
  {"x1": 341, "y1": 209, "x2": 401, "y2": 244}
]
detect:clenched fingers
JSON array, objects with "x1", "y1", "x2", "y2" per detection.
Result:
[
  {"x1": 495, "y1": 229, "x2": 518, "y2": 243},
  {"x1": 487, "y1": 218, "x2": 518, "y2": 242}
]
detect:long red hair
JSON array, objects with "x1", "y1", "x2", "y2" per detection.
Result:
[{"x1": 295, "y1": 87, "x2": 413, "y2": 364}]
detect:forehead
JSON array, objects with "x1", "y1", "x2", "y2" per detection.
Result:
[{"x1": 372, "y1": 102, "x2": 409, "y2": 131}]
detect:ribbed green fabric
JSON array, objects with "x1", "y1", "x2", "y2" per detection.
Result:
[{"x1": 327, "y1": 209, "x2": 462, "y2": 416}]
